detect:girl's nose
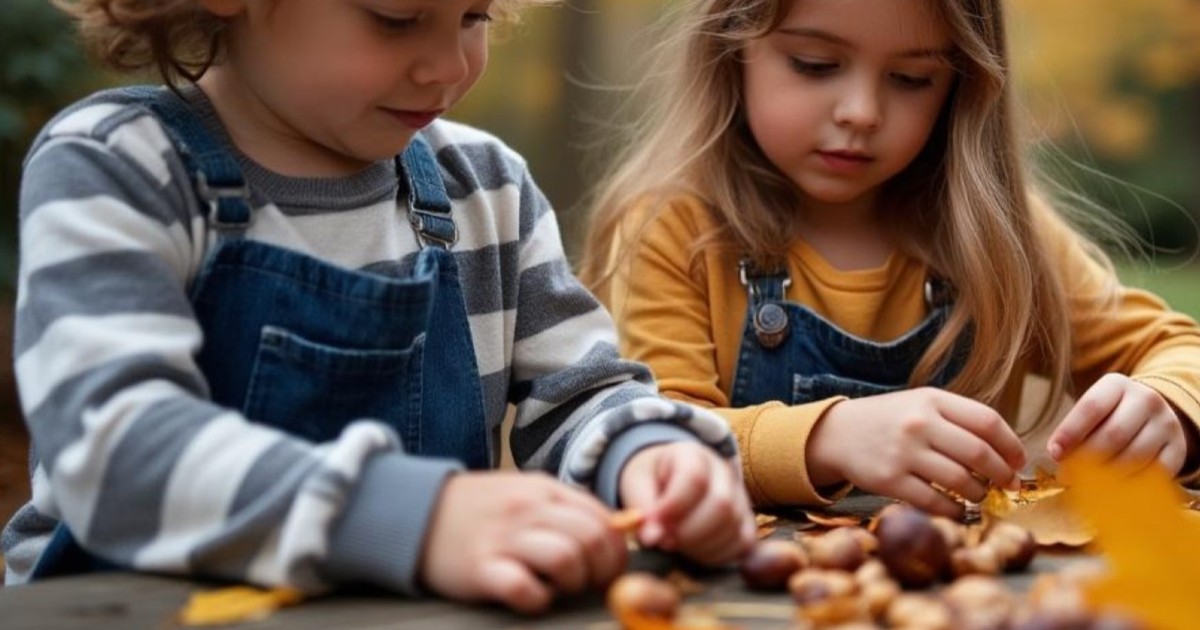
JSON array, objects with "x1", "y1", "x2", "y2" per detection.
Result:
[{"x1": 833, "y1": 78, "x2": 883, "y2": 131}]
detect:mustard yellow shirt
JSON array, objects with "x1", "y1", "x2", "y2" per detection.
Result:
[{"x1": 601, "y1": 197, "x2": 1200, "y2": 507}]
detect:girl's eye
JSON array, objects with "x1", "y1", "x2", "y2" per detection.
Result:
[
  {"x1": 464, "y1": 12, "x2": 494, "y2": 27},
  {"x1": 789, "y1": 58, "x2": 838, "y2": 77},
  {"x1": 891, "y1": 73, "x2": 934, "y2": 89}
]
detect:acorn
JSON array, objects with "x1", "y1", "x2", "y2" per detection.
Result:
[
  {"x1": 739, "y1": 539, "x2": 808, "y2": 591},
  {"x1": 874, "y1": 504, "x2": 950, "y2": 588}
]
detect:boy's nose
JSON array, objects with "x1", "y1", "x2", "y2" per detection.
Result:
[{"x1": 412, "y1": 35, "x2": 472, "y2": 87}]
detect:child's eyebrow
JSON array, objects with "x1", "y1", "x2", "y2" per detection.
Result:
[{"x1": 775, "y1": 27, "x2": 955, "y2": 61}]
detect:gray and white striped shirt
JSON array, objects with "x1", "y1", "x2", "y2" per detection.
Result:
[{"x1": 2, "y1": 87, "x2": 734, "y2": 593}]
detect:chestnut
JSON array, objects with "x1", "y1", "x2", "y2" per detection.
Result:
[
  {"x1": 606, "y1": 572, "x2": 680, "y2": 622},
  {"x1": 943, "y1": 576, "x2": 1014, "y2": 630},
  {"x1": 860, "y1": 578, "x2": 900, "y2": 619},
  {"x1": 874, "y1": 504, "x2": 950, "y2": 588},
  {"x1": 886, "y1": 594, "x2": 952, "y2": 630},
  {"x1": 951, "y1": 543, "x2": 1003, "y2": 577},
  {"x1": 807, "y1": 527, "x2": 868, "y2": 572},
  {"x1": 739, "y1": 539, "x2": 807, "y2": 591},
  {"x1": 930, "y1": 516, "x2": 966, "y2": 550},
  {"x1": 984, "y1": 522, "x2": 1036, "y2": 571},
  {"x1": 788, "y1": 569, "x2": 864, "y2": 626}
]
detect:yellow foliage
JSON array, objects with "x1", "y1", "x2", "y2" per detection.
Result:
[
  {"x1": 1010, "y1": 0, "x2": 1200, "y2": 159},
  {"x1": 1060, "y1": 452, "x2": 1200, "y2": 629}
]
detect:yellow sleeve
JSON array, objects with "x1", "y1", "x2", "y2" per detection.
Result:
[
  {"x1": 603, "y1": 201, "x2": 849, "y2": 506},
  {"x1": 1042, "y1": 209, "x2": 1200, "y2": 485}
]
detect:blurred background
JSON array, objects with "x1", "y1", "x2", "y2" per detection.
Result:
[{"x1": 1, "y1": 0, "x2": 1198, "y2": 527}]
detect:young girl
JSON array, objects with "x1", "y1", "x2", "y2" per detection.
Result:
[
  {"x1": 2, "y1": 0, "x2": 756, "y2": 612},
  {"x1": 581, "y1": 0, "x2": 1200, "y2": 517}
]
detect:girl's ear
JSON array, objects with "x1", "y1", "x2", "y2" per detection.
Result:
[{"x1": 198, "y1": 0, "x2": 247, "y2": 18}]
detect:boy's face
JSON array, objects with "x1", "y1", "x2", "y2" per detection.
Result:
[
  {"x1": 740, "y1": 0, "x2": 956, "y2": 214},
  {"x1": 204, "y1": 0, "x2": 492, "y2": 173}
]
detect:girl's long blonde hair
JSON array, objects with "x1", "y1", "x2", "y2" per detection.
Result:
[
  {"x1": 52, "y1": 0, "x2": 557, "y2": 85},
  {"x1": 580, "y1": 0, "x2": 1114, "y2": 429}
]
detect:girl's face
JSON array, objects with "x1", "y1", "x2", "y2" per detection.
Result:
[
  {"x1": 741, "y1": 0, "x2": 956, "y2": 213},
  {"x1": 203, "y1": 0, "x2": 491, "y2": 173}
]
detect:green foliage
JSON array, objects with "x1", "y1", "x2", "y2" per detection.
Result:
[{"x1": 0, "y1": 0, "x2": 99, "y2": 293}]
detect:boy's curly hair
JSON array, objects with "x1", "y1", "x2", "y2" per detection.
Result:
[{"x1": 53, "y1": 0, "x2": 558, "y2": 85}]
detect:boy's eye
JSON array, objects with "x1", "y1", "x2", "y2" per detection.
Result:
[
  {"x1": 891, "y1": 73, "x2": 934, "y2": 89},
  {"x1": 788, "y1": 58, "x2": 838, "y2": 77},
  {"x1": 371, "y1": 12, "x2": 419, "y2": 32}
]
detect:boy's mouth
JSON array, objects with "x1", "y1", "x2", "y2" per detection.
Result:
[{"x1": 383, "y1": 108, "x2": 446, "y2": 129}]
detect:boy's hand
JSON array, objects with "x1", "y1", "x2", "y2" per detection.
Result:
[
  {"x1": 808, "y1": 387, "x2": 1026, "y2": 518},
  {"x1": 1048, "y1": 373, "x2": 1188, "y2": 475},
  {"x1": 618, "y1": 441, "x2": 755, "y2": 566},
  {"x1": 421, "y1": 472, "x2": 627, "y2": 614}
]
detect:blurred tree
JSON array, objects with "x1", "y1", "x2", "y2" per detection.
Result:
[
  {"x1": 0, "y1": 0, "x2": 103, "y2": 292},
  {"x1": 1009, "y1": 0, "x2": 1200, "y2": 254}
]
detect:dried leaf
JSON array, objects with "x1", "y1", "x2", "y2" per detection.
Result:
[
  {"x1": 754, "y1": 513, "x2": 778, "y2": 527},
  {"x1": 803, "y1": 511, "x2": 863, "y2": 528},
  {"x1": 1004, "y1": 489, "x2": 1094, "y2": 547},
  {"x1": 1061, "y1": 452, "x2": 1200, "y2": 629},
  {"x1": 178, "y1": 586, "x2": 303, "y2": 626},
  {"x1": 754, "y1": 525, "x2": 777, "y2": 539},
  {"x1": 611, "y1": 509, "x2": 645, "y2": 533}
]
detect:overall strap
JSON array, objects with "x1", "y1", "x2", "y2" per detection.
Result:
[
  {"x1": 138, "y1": 86, "x2": 253, "y2": 232},
  {"x1": 398, "y1": 136, "x2": 457, "y2": 249},
  {"x1": 738, "y1": 258, "x2": 792, "y2": 349}
]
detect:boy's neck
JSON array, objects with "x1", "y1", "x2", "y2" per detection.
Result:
[{"x1": 197, "y1": 68, "x2": 373, "y2": 178}]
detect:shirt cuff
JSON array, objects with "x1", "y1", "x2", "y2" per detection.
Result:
[
  {"x1": 594, "y1": 423, "x2": 699, "y2": 508},
  {"x1": 743, "y1": 398, "x2": 852, "y2": 507},
  {"x1": 323, "y1": 452, "x2": 462, "y2": 595}
]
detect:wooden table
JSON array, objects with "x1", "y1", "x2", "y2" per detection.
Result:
[{"x1": 0, "y1": 496, "x2": 1090, "y2": 629}]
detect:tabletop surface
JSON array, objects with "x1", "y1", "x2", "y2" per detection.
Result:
[{"x1": 0, "y1": 496, "x2": 1091, "y2": 629}]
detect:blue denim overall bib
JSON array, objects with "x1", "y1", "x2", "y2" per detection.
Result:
[
  {"x1": 30, "y1": 87, "x2": 487, "y2": 578},
  {"x1": 730, "y1": 260, "x2": 966, "y2": 407}
]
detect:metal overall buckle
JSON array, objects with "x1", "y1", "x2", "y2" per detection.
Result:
[
  {"x1": 740, "y1": 259, "x2": 792, "y2": 349},
  {"x1": 196, "y1": 172, "x2": 252, "y2": 230}
]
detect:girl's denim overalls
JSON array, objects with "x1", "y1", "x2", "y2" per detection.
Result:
[
  {"x1": 30, "y1": 87, "x2": 487, "y2": 578},
  {"x1": 730, "y1": 260, "x2": 967, "y2": 408}
]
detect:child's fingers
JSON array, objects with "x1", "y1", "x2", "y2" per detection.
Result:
[
  {"x1": 1049, "y1": 375, "x2": 1124, "y2": 460},
  {"x1": 653, "y1": 446, "x2": 710, "y2": 524},
  {"x1": 508, "y1": 529, "x2": 589, "y2": 595},
  {"x1": 911, "y1": 450, "x2": 989, "y2": 503},
  {"x1": 935, "y1": 393, "x2": 1026, "y2": 470},
  {"x1": 1108, "y1": 420, "x2": 1170, "y2": 471},
  {"x1": 1077, "y1": 404, "x2": 1146, "y2": 460},
  {"x1": 477, "y1": 556, "x2": 553, "y2": 615},
  {"x1": 548, "y1": 481, "x2": 618, "y2": 523},
  {"x1": 926, "y1": 420, "x2": 1019, "y2": 491},
  {"x1": 536, "y1": 503, "x2": 628, "y2": 588},
  {"x1": 890, "y1": 475, "x2": 964, "y2": 519}
]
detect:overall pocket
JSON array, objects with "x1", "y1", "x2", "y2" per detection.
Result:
[{"x1": 242, "y1": 326, "x2": 424, "y2": 444}]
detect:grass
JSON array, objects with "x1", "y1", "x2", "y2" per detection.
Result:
[{"x1": 1117, "y1": 261, "x2": 1200, "y2": 320}]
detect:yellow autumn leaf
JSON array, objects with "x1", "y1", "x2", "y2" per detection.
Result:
[
  {"x1": 1060, "y1": 452, "x2": 1200, "y2": 629},
  {"x1": 178, "y1": 586, "x2": 304, "y2": 627}
]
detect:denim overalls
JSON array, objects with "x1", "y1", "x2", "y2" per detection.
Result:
[
  {"x1": 730, "y1": 260, "x2": 967, "y2": 407},
  {"x1": 30, "y1": 87, "x2": 487, "y2": 578}
]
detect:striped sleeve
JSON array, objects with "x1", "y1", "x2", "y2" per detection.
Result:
[
  {"x1": 500, "y1": 166, "x2": 739, "y2": 486},
  {"x1": 11, "y1": 103, "x2": 456, "y2": 593}
]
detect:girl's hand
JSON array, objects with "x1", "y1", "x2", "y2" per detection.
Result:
[
  {"x1": 421, "y1": 471, "x2": 627, "y2": 614},
  {"x1": 808, "y1": 387, "x2": 1026, "y2": 518},
  {"x1": 618, "y1": 442, "x2": 756, "y2": 566},
  {"x1": 1047, "y1": 373, "x2": 1188, "y2": 475}
]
